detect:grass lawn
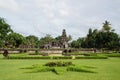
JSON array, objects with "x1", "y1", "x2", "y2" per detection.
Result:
[{"x1": 0, "y1": 54, "x2": 120, "y2": 80}]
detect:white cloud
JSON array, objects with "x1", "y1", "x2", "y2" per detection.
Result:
[
  {"x1": 0, "y1": 0, "x2": 120, "y2": 39},
  {"x1": 0, "y1": 0, "x2": 20, "y2": 12}
]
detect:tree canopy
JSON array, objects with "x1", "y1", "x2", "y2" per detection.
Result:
[
  {"x1": 71, "y1": 21, "x2": 120, "y2": 50},
  {"x1": 0, "y1": 17, "x2": 119, "y2": 50},
  {"x1": 0, "y1": 17, "x2": 13, "y2": 47},
  {"x1": 6, "y1": 32, "x2": 26, "y2": 48},
  {"x1": 26, "y1": 35, "x2": 39, "y2": 48}
]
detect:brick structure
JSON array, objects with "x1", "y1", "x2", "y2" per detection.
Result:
[{"x1": 61, "y1": 29, "x2": 68, "y2": 48}]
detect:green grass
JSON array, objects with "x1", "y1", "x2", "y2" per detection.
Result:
[{"x1": 0, "y1": 54, "x2": 120, "y2": 80}]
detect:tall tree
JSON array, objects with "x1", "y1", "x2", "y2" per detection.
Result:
[
  {"x1": 0, "y1": 17, "x2": 13, "y2": 47},
  {"x1": 71, "y1": 40, "x2": 79, "y2": 48},
  {"x1": 102, "y1": 20, "x2": 111, "y2": 32},
  {"x1": 93, "y1": 21, "x2": 119, "y2": 50},
  {"x1": 38, "y1": 34, "x2": 54, "y2": 47},
  {"x1": 79, "y1": 21, "x2": 119, "y2": 50},
  {"x1": 82, "y1": 28, "x2": 98, "y2": 48},
  {"x1": 71, "y1": 37, "x2": 84, "y2": 48},
  {"x1": 6, "y1": 32, "x2": 26, "y2": 48},
  {"x1": 26, "y1": 35, "x2": 39, "y2": 48},
  {"x1": 95, "y1": 31, "x2": 120, "y2": 49},
  {"x1": 87, "y1": 28, "x2": 93, "y2": 37}
]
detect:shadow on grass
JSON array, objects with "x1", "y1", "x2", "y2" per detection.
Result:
[
  {"x1": 67, "y1": 66, "x2": 97, "y2": 73},
  {"x1": 83, "y1": 66, "x2": 97, "y2": 69}
]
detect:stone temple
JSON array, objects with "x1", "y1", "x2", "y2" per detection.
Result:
[
  {"x1": 44, "y1": 29, "x2": 69, "y2": 49},
  {"x1": 61, "y1": 29, "x2": 69, "y2": 48}
]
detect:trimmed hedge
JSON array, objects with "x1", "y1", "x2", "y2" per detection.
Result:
[
  {"x1": 22, "y1": 61, "x2": 96, "y2": 75},
  {"x1": 29, "y1": 53, "x2": 44, "y2": 55},
  {"x1": 104, "y1": 54, "x2": 120, "y2": 57},
  {"x1": 7, "y1": 56, "x2": 51, "y2": 59},
  {"x1": 6, "y1": 55, "x2": 108, "y2": 59},
  {"x1": 45, "y1": 61, "x2": 73, "y2": 67},
  {"x1": 70, "y1": 53, "x2": 97, "y2": 56},
  {"x1": 75, "y1": 56, "x2": 108, "y2": 59},
  {"x1": 53, "y1": 56, "x2": 72, "y2": 59}
]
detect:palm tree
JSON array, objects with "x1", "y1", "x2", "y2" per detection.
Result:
[{"x1": 102, "y1": 20, "x2": 111, "y2": 32}]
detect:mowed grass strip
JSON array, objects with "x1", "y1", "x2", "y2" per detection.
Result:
[{"x1": 0, "y1": 54, "x2": 120, "y2": 80}]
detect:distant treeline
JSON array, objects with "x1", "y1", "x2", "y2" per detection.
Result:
[{"x1": 0, "y1": 17, "x2": 120, "y2": 50}]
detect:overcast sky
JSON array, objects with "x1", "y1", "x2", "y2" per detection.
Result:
[{"x1": 0, "y1": 0, "x2": 120, "y2": 39}]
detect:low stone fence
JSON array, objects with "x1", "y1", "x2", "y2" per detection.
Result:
[
  {"x1": 0, "y1": 49, "x2": 103, "y2": 54},
  {"x1": 40, "y1": 50, "x2": 62, "y2": 53},
  {"x1": 0, "y1": 49, "x2": 63, "y2": 54},
  {"x1": 0, "y1": 50, "x2": 20, "y2": 54}
]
